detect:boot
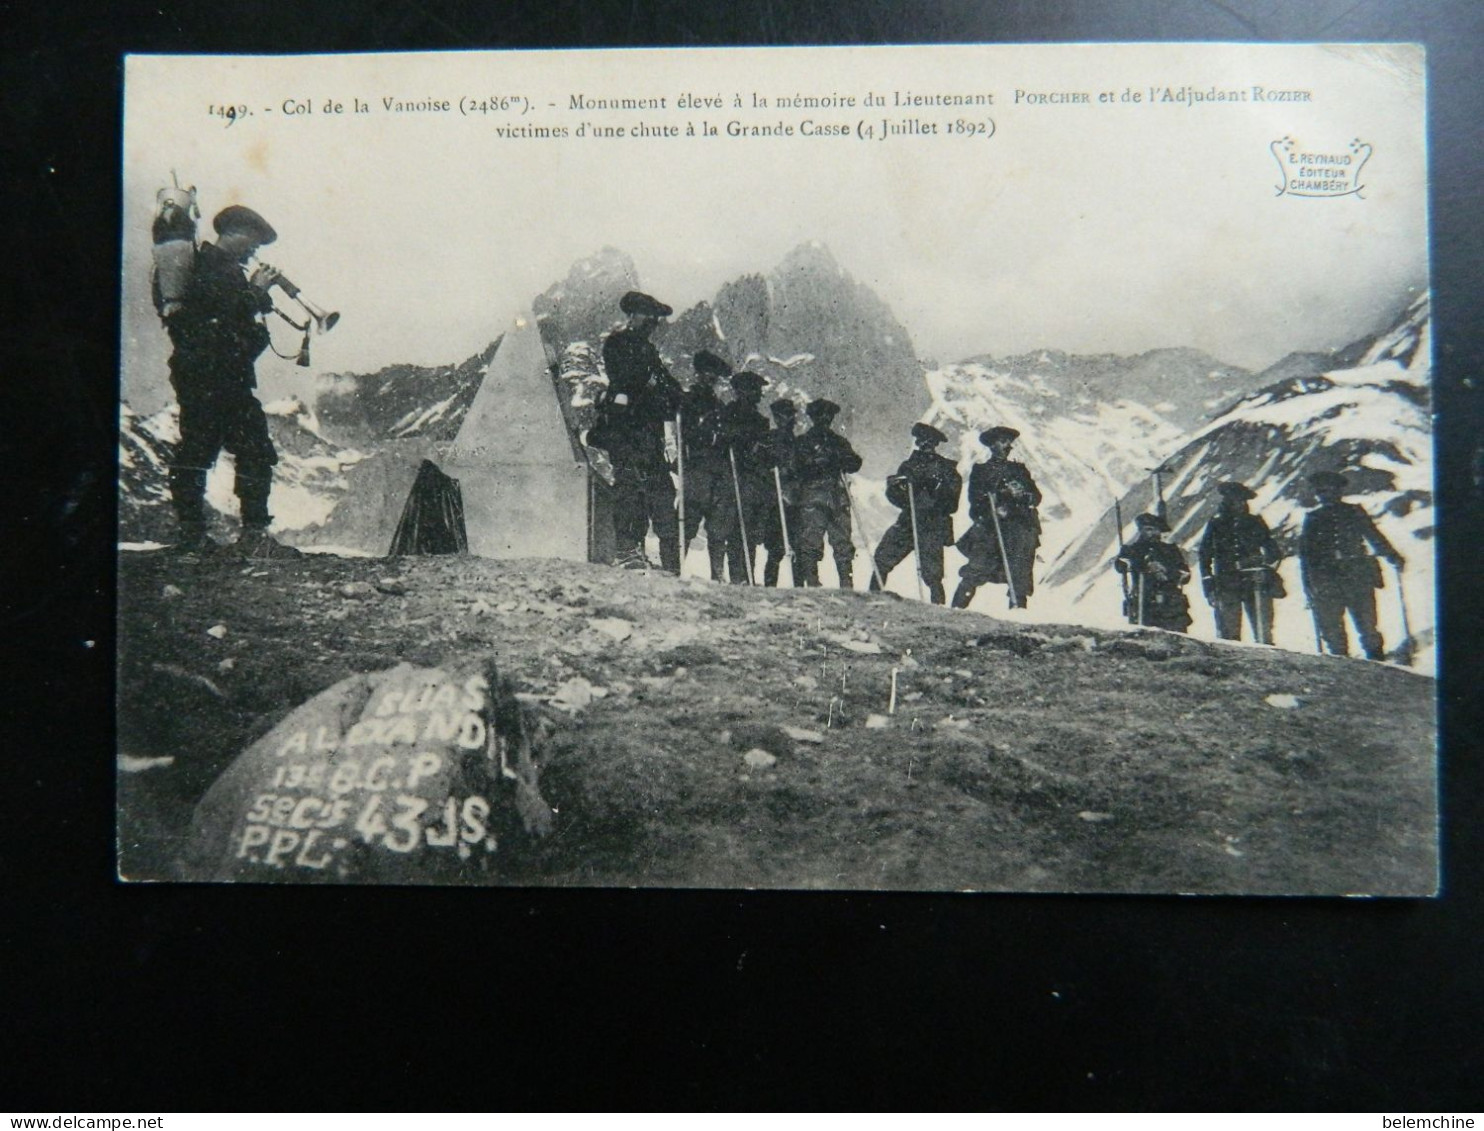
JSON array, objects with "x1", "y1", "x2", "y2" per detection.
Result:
[
  {"x1": 835, "y1": 559, "x2": 854, "y2": 590},
  {"x1": 763, "y1": 554, "x2": 781, "y2": 587},
  {"x1": 928, "y1": 581, "x2": 946, "y2": 605},
  {"x1": 235, "y1": 527, "x2": 303, "y2": 560},
  {"x1": 951, "y1": 581, "x2": 976, "y2": 609}
]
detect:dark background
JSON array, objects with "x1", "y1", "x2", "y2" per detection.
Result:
[{"x1": 4, "y1": 0, "x2": 1481, "y2": 1110}]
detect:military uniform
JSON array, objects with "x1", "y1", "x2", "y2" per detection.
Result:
[
  {"x1": 793, "y1": 401, "x2": 863, "y2": 588},
  {"x1": 760, "y1": 400, "x2": 799, "y2": 587},
  {"x1": 1299, "y1": 478, "x2": 1400, "y2": 660},
  {"x1": 1198, "y1": 483, "x2": 1283, "y2": 643},
  {"x1": 710, "y1": 375, "x2": 773, "y2": 583},
  {"x1": 870, "y1": 424, "x2": 962, "y2": 604},
  {"x1": 167, "y1": 226, "x2": 280, "y2": 546},
  {"x1": 678, "y1": 355, "x2": 729, "y2": 569},
  {"x1": 1115, "y1": 516, "x2": 1193, "y2": 632},
  {"x1": 596, "y1": 293, "x2": 682, "y2": 572},
  {"x1": 953, "y1": 428, "x2": 1041, "y2": 609}
]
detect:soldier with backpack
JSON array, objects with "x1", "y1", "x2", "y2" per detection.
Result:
[
  {"x1": 870, "y1": 422, "x2": 962, "y2": 604},
  {"x1": 1299, "y1": 470, "x2": 1404, "y2": 660},
  {"x1": 679, "y1": 350, "x2": 731, "y2": 576},
  {"x1": 1198, "y1": 481, "x2": 1284, "y2": 643},
  {"x1": 792, "y1": 399, "x2": 863, "y2": 588},
  {"x1": 1115, "y1": 512, "x2": 1193, "y2": 632},
  {"x1": 163, "y1": 204, "x2": 299, "y2": 559}
]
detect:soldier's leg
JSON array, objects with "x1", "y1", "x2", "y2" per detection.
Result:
[
  {"x1": 1004, "y1": 524, "x2": 1036, "y2": 608},
  {"x1": 610, "y1": 468, "x2": 649, "y2": 558},
  {"x1": 1249, "y1": 591, "x2": 1275, "y2": 645},
  {"x1": 1211, "y1": 590, "x2": 1244, "y2": 639},
  {"x1": 644, "y1": 469, "x2": 680, "y2": 574},
  {"x1": 794, "y1": 504, "x2": 826, "y2": 587},
  {"x1": 1310, "y1": 588, "x2": 1350, "y2": 656},
  {"x1": 222, "y1": 392, "x2": 279, "y2": 532},
  {"x1": 826, "y1": 504, "x2": 856, "y2": 589},
  {"x1": 169, "y1": 386, "x2": 227, "y2": 545},
  {"x1": 870, "y1": 518, "x2": 913, "y2": 591},
  {"x1": 1348, "y1": 587, "x2": 1384, "y2": 660},
  {"x1": 951, "y1": 578, "x2": 977, "y2": 609},
  {"x1": 709, "y1": 497, "x2": 737, "y2": 581},
  {"x1": 921, "y1": 540, "x2": 946, "y2": 605}
]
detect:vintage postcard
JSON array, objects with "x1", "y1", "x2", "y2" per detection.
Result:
[{"x1": 118, "y1": 43, "x2": 1434, "y2": 893}]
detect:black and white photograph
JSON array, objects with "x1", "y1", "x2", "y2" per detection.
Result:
[{"x1": 116, "y1": 42, "x2": 1436, "y2": 894}]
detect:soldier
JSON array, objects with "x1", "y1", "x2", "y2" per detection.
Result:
[
  {"x1": 712, "y1": 371, "x2": 773, "y2": 584},
  {"x1": 1197, "y1": 481, "x2": 1283, "y2": 643},
  {"x1": 869, "y1": 422, "x2": 962, "y2": 604},
  {"x1": 165, "y1": 205, "x2": 300, "y2": 558},
  {"x1": 680, "y1": 350, "x2": 730, "y2": 577},
  {"x1": 597, "y1": 291, "x2": 683, "y2": 572},
  {"x1": 1299, "y1": 470, "x2": 1404, "y2": 660},
  {"x1": 793, "y1": 399, "x2": 863, "y2": 588},
  {"x1": 760, "y1": 397, "x2": 800, "y2": 587},
  {"x1": 952, "y1": 427, "x2": 1040, "y2": 610},
  {"x1": 1115, "y1": 513, "x2": 1193, "y2": 632}
]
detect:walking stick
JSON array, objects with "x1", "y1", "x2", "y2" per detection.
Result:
[
  {"x1": 728, "y1": 446, "x2": 755, "y2": 585},
  {"x1": 1303, "y1": 581, "x2": 1325, "y2": 654},
  {"x1": 906, "y1": 480, "x2": 926, "y2": 603},
  {"x1": 1113, "y1": 498, "x2": 1132, "y2": 613},
  {"x1": 1391, "y1": 561, "x2": 1416, "y2": 666},
  {"x1": 841, "y1": 472, "x2": 887, "y2": 591},
  {"x1": 1254, "y1": 571, "x2": 1270, "y2": 645},
  {"x1": 772, "y1": 465, "x2": 794, "y2": 587},
  {"x1": 986, "y1": 489, "x2": 1018, "y2": 608},
  {"x1": 675, "y1": 409, "x2": 686, "y2": 578}
]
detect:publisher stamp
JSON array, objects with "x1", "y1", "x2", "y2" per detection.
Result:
[{"x1": 1271, "y1": 135, "x2": 1373, "y2": 198}]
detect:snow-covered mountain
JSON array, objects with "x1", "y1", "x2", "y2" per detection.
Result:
[
  {"x1": 1040, "y1": 293, "x2": 1433, "y2": 670},
  {"x1": 118, "y1": 398, "x2": 369, "y2": 545},
  {"x1": 312, "y1": 340, "x2": 501, "y2": 446},
  {"x1": 915, "y1": 358, "x2": 1189, "y2": 566}
]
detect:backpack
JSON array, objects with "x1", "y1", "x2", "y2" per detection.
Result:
[{"x1": 150, "y1": 176, "x2": 200, "y2": 323}]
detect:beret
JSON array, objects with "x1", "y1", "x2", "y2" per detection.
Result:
[
  {"x1": 212, "y1": 205, "x2": 277, "y2": 244},
  {"x1": 619, "y1": 290, "x2": 673, "y2": 317}
]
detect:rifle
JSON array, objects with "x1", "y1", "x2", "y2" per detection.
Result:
[
  {"x1": 727, "y1": 446, "x2": 755, "y2": 585},
  {"x1": 906, "y1": 479, "x2": 926, "y2": 603}
]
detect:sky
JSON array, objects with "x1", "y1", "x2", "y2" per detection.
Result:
[{"x1": 121, "y1": 43, "x2": 1428, "y2": 413}]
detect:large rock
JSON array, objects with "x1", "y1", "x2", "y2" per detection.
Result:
[{"x1": 186, "y1": 660, "x2": 552, "y2": 884}]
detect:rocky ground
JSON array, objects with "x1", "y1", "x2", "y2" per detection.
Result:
[{"x1": 117, "y1": 549, "x2": 1438, "y2": 894}]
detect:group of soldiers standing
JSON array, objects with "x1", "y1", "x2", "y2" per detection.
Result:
[
  {"x1": 589, "y1": 289, "x2": 1411, "y2": 663},
  {"x1": 1115, "y1": 475, "x2": 1406, "y2": 660},
  {"x1": 589, "y1": 289, "x2": 1045, "y2": 609}
]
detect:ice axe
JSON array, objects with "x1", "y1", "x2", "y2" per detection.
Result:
[
  {"x1": 675, "y1": 409, "x2": 686, "y2": 579},
  {"x1": 1390, "y1": 561, "x2": 1417, "y2": 667},
  {"x1": 1113, "y1": 496, "x2": 1133, "y2": 619},
  {"x1": 986, "y1": 488, "x2": 1018, "y2": 609},
  {"x1": 728, "y1": 446, "x2": 755, "y2": 585},
  {"x1": 1147, "y1": 462, "x2": 1175, "y2": 523},
  {"x1": 906, "y1": 479, "x2": 926, "y2": 603},
  {"x1": 772, "y1": 465, "x2": 795, "y2": 587}
]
